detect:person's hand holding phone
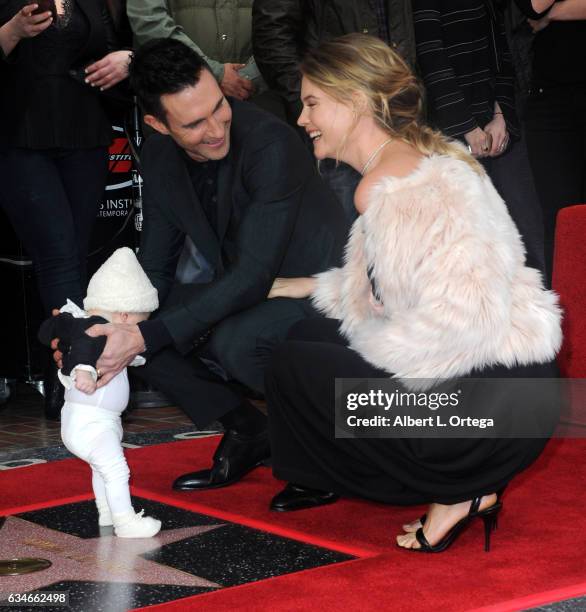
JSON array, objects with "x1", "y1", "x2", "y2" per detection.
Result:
[
  {"x1": 32, "y1": 0, "x2": 56, "y2": 20},
  {"x1": 0, "y1": 3, "x2": 52, "y2": 55}
]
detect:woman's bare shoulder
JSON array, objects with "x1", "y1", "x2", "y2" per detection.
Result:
[{"x1": 355, "y1": 147, "x2": 425, "y2": 214}]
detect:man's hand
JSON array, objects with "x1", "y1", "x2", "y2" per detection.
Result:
[
  {"x1": 74, "y1": 369, "x2": 97, "y2": 394},
  {"x1": 85, "y1": 323, "x2": 146, "y2": 387},
  {"x1": 464, "y1": 126, "x2": 492, "y2": 158},
  {"x1": 220, "y1": 63, "x2": 254, "y2": 100},
  {"x1": 268, "y1": 277, "x2": 315, "y2": 299},
  {"x1": 483, "y1": 113, "x2": 509, "y2": 157}
]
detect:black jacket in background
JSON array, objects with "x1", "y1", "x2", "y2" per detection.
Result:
[
  {"x1": 139, "y1": 99, "x2": 349, "y2": 354},
  {"x1": 252, "y1": 0, "x2": 416, "y2": 120}
]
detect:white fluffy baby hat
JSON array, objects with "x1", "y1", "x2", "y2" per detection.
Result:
[{"x1": 83, "y1": 247, "x2": 158, "y2": 313}]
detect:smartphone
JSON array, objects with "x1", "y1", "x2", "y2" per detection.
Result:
[{"x1": 31, "y1": 0, "x2": 57, "y2": 20}]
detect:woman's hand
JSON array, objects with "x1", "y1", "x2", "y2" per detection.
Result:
[
  {"x1": 483, "y1": 113, "x2": 509, "y2": 157},
  {"x1": 528, "y1": 15, "x2": 551, "y2": 32},
  {"x1": 84, "y1": 50, "x2": 132, "y2": 90},
  {"x1": 0, "y1": 4, "x2": 52, "y2": 55},
  {"x1": 268, "y1": 277, "x2": 316, "y2": 299},
  {"x1": 464, "y1": 126, "x2": 492, "y2": 158}
]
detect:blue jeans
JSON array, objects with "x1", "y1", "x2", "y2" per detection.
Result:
[{"x1": 0, "y1": 147, "x2": 109, "y2": 313}]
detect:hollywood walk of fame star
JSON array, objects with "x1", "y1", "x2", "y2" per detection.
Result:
[{"x1": 0, "y1": 516, "x2": 224, "y2": 598}]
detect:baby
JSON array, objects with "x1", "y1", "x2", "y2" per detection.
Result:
[{"x1": 38, "y1": 248, "x2": 161, "y2": 538}]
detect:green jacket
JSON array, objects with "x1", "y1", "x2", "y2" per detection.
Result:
[{"x1": 127, "y1": 0, "x2": 253, "y2": 82}]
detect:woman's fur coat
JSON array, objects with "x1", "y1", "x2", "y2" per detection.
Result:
[{"x1": 311, "y1": 155, "x2": 562, "y2": 388}]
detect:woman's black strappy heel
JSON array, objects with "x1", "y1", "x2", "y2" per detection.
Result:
[
  {"x1": 407, "y1": 496, "x2": 503, "y2": 553},
  {"x1": 405, "y1": 487, "x2": 506, "y2": 536}
]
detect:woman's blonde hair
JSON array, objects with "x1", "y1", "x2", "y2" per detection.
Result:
[{"x1": 300, "y1": 33, "x2": 483, "y2": 173}]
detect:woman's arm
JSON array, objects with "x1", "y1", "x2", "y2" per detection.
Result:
[
  {"x1": 514, "y1": 0, "x2": 555, "y2": 19},
  {"x1": 0, "y1": 3, "x2": 52, "y2": 56},
  {"x1": 527, "y1": 0, "x2": 586, "y2": 32},
  {"x1": 83, "y1": 49, "x2": 132, "y2": 90},
  {"x1": 268, "y1": 277, "x2": 316, "y2": 299},
  {"x1": 547, "y1": 0, "x2": 586, "y2": 20},
  {"x1": 531, "y1": 0, "x2": 556, "y2": 12},
  {"x1": 82, "y1": 1, "x2": 132, "y2": 90}
]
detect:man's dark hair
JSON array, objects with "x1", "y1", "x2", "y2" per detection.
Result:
[{"x1": 130, "y1": 39, "x2": 209, "y2": 123}]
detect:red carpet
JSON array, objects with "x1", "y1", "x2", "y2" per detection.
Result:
[{"x1": 2, "y1": 436, "x2": 586, "y2": 611}]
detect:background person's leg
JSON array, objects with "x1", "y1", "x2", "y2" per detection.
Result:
[
  {"x1": 483, "y1": 135, "x2": 546, "y2": 276},
  {"x1": 56, "y1": 147, "x2": 109, "y2": 293},
  {"x1": 0, "y1": 148, "x2": 86, "y2": 312},
  {"x1": 524, "y1": 85, "x2": 586, "y2": 284}
]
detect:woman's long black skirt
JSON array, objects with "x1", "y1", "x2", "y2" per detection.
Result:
[{"x1": 265, "y1": 318, "x2": 559, "y2": 506}]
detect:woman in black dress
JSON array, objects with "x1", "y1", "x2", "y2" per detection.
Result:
[
  {"x1": 514, "y1": 0, "x2": 586, "y2": 283},
  {"x1": 0, "y1": 0, "x2": 131, "y2": 312},
  {"x1": 0, "y1": 0, "x2": 131, "y2": 415},
  {"x1": 265, "y1": 34, "x2": 562, "y2": 552}
]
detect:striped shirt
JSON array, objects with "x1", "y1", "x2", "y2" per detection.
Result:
[
  {"x1": 413, "y1": 0, "x2": 519, "y2": 139},
  {"x1": 370, "y1": 0, "x2": 391, "y2": 45}
]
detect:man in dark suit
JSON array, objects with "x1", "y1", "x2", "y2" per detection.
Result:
[{"x1": 85, "y1": 38, "x2": 347, "y2": 491}]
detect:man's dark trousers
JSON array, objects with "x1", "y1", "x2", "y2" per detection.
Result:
[{"x1": 133, "y1": 297, "x2": 316, "y2": 429}]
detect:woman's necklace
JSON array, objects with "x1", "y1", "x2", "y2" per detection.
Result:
[{"x1": 361, "y1": 138, "x2": 392, "y2": 175}]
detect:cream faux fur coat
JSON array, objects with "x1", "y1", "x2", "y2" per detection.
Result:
[{"x1": 311, "y1": 155, "x2": 562, "y2": 388}]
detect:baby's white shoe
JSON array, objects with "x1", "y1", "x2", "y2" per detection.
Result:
[
  {"x1": 113, "y1": 510, "x2": 161, "y2": 538},
  {"x1": 96, "y1": 499, "x2": 113, "y2": 527}
]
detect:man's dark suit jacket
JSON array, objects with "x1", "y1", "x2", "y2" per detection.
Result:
[{"x1": 139, "y1": 99, "x2": 348, "y2": 353}]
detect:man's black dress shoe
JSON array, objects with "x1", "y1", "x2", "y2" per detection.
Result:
[
  {"x1": 173, "y1": 428, "x2": 270, "y2": 491},
  {"x1": 270, "y1": 483, "x2": 339, "y2": 512}
]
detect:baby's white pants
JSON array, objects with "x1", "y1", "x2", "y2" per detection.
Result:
[{"x1": 60, "y1": 369, "x2": 133, "y2": 516}]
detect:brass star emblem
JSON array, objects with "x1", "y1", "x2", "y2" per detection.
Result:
[{"x1": 0, "y1": 516, "x2": 223, "y2": 597}]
